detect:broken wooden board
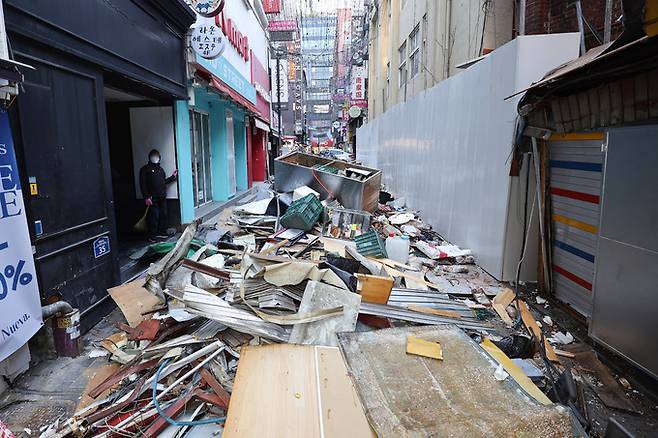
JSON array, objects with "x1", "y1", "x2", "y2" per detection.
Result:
[
  {"x1": 480, "y1": 339, "x2": 552, "y2": 405},
  {"x1": 517, "y1": 301, "x2": 560, "y2": 363},
  {"x1": 77, "y1": 363, "x2": 121, "y2": 411},
  {"x1": 407, "y1": 304, "x2": 462, "y2": 319},
  {"x1": 108, "y1": 279, "x2": 163, "y2": 327},
  {"x1": 406, "y1": 336, "x2": 443, "y2": 360},
  {"x1": 356, "y1": 273, "x2": 394, "y2": 304},
  {"x1": 337, "y1": 326, "x2": 573, "y2": 437},
  {"x1": 223, "y1": 344, "x2": 374, "y2": 438}
]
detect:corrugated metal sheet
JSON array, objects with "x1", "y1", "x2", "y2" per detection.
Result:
[{"x1": 549, "y1": 133, "x2": 604, "y2": 317}]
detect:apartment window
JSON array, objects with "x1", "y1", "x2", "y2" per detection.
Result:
[
  {"x1": 398, "y1": 42, "x2": 407, "y2": 88},
  {"x1": 422, "y1": 15, "x2": 428, "y2": 75},
  {"x1": 409, "y1": 25, "x2": 420, "y2": 78}
]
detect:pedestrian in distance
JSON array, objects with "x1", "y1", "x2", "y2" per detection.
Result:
[{"x1": 139, "y1": 149, "x2": 177, "y2": 242}]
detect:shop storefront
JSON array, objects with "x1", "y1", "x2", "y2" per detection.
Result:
[
  {"x1": 176, "y1": 0, "x2": 270, "y2": 223},
  {"x1": 5, "y1": 0, "x2": 195, "y2": 329}
]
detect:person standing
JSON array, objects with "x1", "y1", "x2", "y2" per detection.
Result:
[{"x1": 139, "y1": 149, "x2": 177, "y2": 241}]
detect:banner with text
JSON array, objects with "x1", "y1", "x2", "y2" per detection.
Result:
[{"x1": 0, "y1": 110, "x2": 43, "y2": 362}]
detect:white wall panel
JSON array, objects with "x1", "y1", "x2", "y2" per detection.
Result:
[{"x1": 357, "y1": 34, "x2": 581, "y2": 280}]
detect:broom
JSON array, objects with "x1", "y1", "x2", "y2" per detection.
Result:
[{"x1": 134, "y1": 206, "x2": 149, "y2": 233}]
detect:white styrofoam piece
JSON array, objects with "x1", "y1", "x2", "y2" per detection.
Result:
[{"x1": 357, "y1": 34, "x2": 581, "y2": 280}]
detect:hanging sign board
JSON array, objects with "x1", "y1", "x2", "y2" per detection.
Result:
[
  {"x1": 188, "y1": 0, "x2": 225, "y2": 17},
  {"x1": 191, "y1": 23, "x2": 226, "y2": 59},
  {"x1": 0, "y1": 110, "x2": 43, "y2": 362}
]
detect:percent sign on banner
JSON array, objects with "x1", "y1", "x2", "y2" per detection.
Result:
[
  {"x1": 0, "y1": 110, "x2": 43, "y2": 362},
  {"x1": 0, "y1": 259, "x2": 33, "y2": 300}
]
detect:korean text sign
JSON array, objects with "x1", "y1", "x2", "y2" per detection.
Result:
[{"x1": 0, "y1": 110, "x2": 43, "y2": 362}]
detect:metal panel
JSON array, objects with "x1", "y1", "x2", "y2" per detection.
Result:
[
  {"x1": 548, "y1": 135, "x2": 604, "y2": 317},
  {"x1": 590, "y1": 125, "x2": 658, "y2": 380},
  {"x1": 356, "y1": 34, "x2": 582, "y2": 280}
]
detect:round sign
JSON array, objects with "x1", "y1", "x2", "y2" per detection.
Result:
[
  {"x1": 348, "y1": 106, "x2": 362, "y2": 118},
  {"x1": 191, "y1": 24, "x2": 226, "y2": 59},
  {"x1": 189, "y1": 0, "x2": 225, "y2": 17}
]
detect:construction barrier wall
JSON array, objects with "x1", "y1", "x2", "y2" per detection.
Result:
[{"x1": 357, "y1": 34, "x2": 581, "y2": 281}]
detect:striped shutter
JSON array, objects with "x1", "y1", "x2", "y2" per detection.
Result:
[{"x1": 548, "y1": 133, "x2": 604, "y2": 317}]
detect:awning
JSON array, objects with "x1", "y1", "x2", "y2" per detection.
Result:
[
  {"x1": 209, "y1": 76, "x2": 259, "y2": 115},
  {"x1": 254, "y1": 118, "x2": 270, "y2": 132}
]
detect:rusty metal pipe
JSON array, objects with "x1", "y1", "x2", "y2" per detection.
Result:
[{"x1": 41, "y1": 301, "x2": 74, "y2": 318}]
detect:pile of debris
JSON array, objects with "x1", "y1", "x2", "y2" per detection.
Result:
[{"x1": 40, "y1": 182, "x2": 629, "y2": 437}]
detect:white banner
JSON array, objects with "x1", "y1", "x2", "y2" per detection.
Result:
[
  {"x1": 270, "y1": 58, "x2": 289, "y2": 104},
  {"x1": 0, "y1": 110, "x2": 43, "y2": 362}
]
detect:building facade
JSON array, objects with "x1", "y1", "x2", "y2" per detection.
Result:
[
  {"x1": 4, "y1": 0, "x2": 195, "y2": 332},
  {"x1": 176, "y1": 0, "x2": 270, "y2": 224},
  {"x1": 366, "y1": 0, "x2": 514, "y2": 119}
]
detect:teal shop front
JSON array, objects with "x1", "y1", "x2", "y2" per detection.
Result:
[{"x1": 175, "y1": 56, "x2": 257, "y2": 223}]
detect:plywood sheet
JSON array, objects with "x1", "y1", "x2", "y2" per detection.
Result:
[
  {"x1": 224, "y1": 344, "x2": 374, "y2": 438},
  {"x1": 77, "y1": 363, "x2": 121, "y2": 410},
  {"x1": 337, "y1": 326, "x2": 573, "y2": 438},
  {"x1": 108, "y1": 279, "x2": 162, "y2": 327}
]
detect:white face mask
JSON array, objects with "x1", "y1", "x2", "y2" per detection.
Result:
[{"x1": 149, "y1": 155, "x2": 160, "y2": 164}]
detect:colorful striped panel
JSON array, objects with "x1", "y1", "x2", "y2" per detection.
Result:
[
  {"x1": 552, "y1": 214, "x2": 598, "y2": 234},
  {"x1": 551, "y1": 187, "x2": 600, "y2": 204},
  {"x1": 554, "y1": 240, "x2": 595, "y2": 263},
  {"x1": 553, "y1": 265, "x2": 593, "y2": 291},
  {"x1": 550, "y1": 160, "x2": 602, "y2": 173}
]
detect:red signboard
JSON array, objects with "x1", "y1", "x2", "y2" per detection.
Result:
[
  {"x1": 250, "y1": 50, "x2": 271, "y2": 123},
  {"x1": 267, "y1": 20, "x2": 297, "y2": 32},
  {"x1": 263, "y1": 0, "x2": 281, "y2": 13}
]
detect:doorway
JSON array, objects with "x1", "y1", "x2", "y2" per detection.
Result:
[{"x1": 104, "y1": 84, "x2": 180, "y2": 281}]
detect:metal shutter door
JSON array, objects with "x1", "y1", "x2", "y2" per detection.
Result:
[{"x1": 548, "y1": 133, "x2": 604, "y2": 317}]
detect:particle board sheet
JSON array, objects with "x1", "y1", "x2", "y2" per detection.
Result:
[
  {"x1": 223, "y1": 344, "x2": 375, "y2": 438},
  {"x1": 337, "y1": 326, "x2": 573, "y2": 438},
  {"x1": 108, "y1": 279, "x2": 163, "y2": 327}
]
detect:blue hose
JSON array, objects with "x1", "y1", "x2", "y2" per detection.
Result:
[{"x1": 152, "y1": 359, "x2": 226, "y2": 426}]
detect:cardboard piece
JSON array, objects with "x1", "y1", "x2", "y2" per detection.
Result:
[{"x1": 108, "y1": 279, "x2": 163, "y2": 328}]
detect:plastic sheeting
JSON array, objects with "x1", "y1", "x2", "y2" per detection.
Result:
[{"x1": 357, "y1": 34, "x2": 581, "y2": 281}]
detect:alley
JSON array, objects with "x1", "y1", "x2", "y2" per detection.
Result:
[{"x1": 1, "y1": 0, "x2": 657, "y2": 437}]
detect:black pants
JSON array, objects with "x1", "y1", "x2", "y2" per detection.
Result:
[{"x1": 147, "y1": 197, "x2": 168, "y2": 237}]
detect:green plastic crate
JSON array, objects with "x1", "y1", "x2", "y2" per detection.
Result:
[
  {"x1": 280, "y1": 194, "x2": 323, "y2": 231},
  {"x1": 355, "y1": 229, "x2": 388, "y2": 258}
]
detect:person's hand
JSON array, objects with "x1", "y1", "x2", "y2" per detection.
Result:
[
  {"x1": 172, "y1": 169, "x2": 178, "y2": 178},
  {"x1": 145, "y1": 197, "x2": 153, "y2": 207}
]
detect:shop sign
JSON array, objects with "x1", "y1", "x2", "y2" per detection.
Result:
[
  {"x1": 270, "y1": 58, "x2": 289, "y2": 103},
  {"x1": 0, "y1": 110, "x2": 43, "y2": 362},
  {"x1": 351, "y1": 66, "x2": 367, "y2": 101},
  {"x1": 215, "y1": 12, "x2": 250, "y2": 61},
  {"x1": 351, "y1": 99, "x2": 368, "y2": 108},
  {"x1": 348, "y1": 106, "x2": 362, "y2": 118},
  {"x1": 197, "y1": 55, "x2": 257, "y2": 104},
  {"x1": 267, "y1": 20, "x2": 297, "y2": 32},
  {"x1": 189, "y1": 0, "x2": 225, "y2": 17},
  {"x1": 263, "y1": 0, "x2": 281, "y2": 14},
  {"x1": 191, "y1": 23, "x2": 226, "y2": 59}
]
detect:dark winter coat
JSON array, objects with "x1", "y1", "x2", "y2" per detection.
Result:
[{"x1": 139, "y1": 162, "x2": 175, "y2": 199}]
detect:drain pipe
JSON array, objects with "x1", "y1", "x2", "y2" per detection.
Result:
[
  {"x1": 42, "y1": 301, "x2": 81, "y2": 358},
  {"x1": 41, "y1": 301, "x2": 74, "y2": 318}
]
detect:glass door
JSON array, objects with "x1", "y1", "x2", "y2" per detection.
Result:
[
  {"x1": 225, "y1": 109, "x2": 237, "y2": 197},
  {"x1": 190, "y1": 110, "x2": 212, "y2": 207}
]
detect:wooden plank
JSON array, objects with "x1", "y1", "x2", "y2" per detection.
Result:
[
  {"x1": 517, "y1": 301, "x2": 560, "y2": 363},
  {"x1": 407, "y1": 304, "x2": 461, "y2": 319},
  {"x1": 108, "y1": 279, "x2": 162, "y2": 328},
  {"x1": 406, "y1": 336, "x2": 443, "y2": 360},
  {"x1": 77, "y1": 364, "x2": 121, "y2": 410},
  {"x1": 492, "y1": 303, "x2": 513, "y2": 326},
  {"x1": 224, "y1": 344, "x2": 374, "y2": 438},
  {"x1": 315, "y1": 347, "x2": 376, "y2": 438},
  {"x1": 480, "y1": 339, "x2": 552, "y2": 405},
  {"x1": 492, "y1": 288, "x2": 516, "y2": 307},
  {"x1": 224, "y1": 344, "x2": 320, "y2": 438}
]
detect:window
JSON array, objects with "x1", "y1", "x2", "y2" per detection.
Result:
[
  {"x1": 385, "y1": 61, "x2": 391, "y2": 100},
  {"x1": 422, "y1": 15, "x2": 428, "y2": 76},
  {"x1": 398, "y1": 42, "x2": 407, "y2": 88},
  {"x1": 409, "y1": 25, "x2": 420, "y2": 78}
]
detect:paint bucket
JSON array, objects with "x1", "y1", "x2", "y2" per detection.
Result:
[{"x1": 52, "y1": 309, "x2": 81, "y2": 357}]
